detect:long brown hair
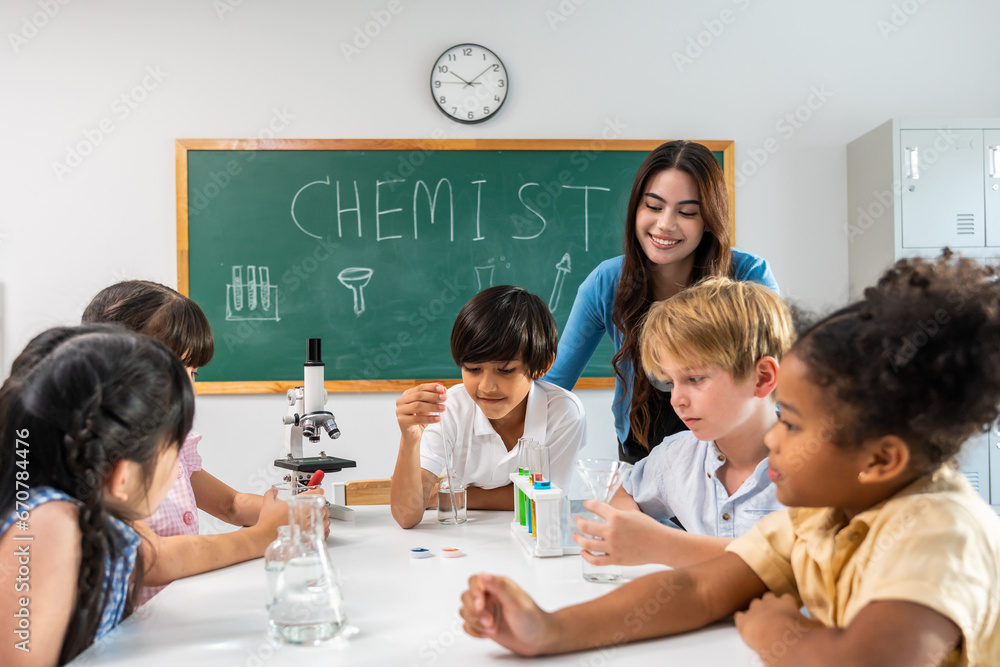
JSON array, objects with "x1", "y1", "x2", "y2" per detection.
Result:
[{"x1": 612, "y1": 141, "x2": 733, "y2": 449}]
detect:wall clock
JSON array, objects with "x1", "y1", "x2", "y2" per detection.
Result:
[{"x1": 430, "y1": 44, "x2": 508, "y2": 124}]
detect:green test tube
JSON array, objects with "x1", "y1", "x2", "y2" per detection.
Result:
[{"x1": 518, "y1": 467, "x2": 528, "y2": 526}]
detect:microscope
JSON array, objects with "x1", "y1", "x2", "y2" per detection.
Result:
[{"x1": 275, "y1": 338, "x2": 356, "y2": 513}]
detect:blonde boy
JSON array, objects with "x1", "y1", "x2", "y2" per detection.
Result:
[{"x1": 575, "y1": 277, "x2": 794, "y2": 568}]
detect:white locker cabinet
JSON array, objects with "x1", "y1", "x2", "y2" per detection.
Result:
[
  {"x1": 847, "y1": 118, "x2": 1000, "y2": 301},
  {"x1": 900, "y1": 129, "x2": 984, "y2": 249},
  {"x1": 987, "y1": 130, "x2": 1000, "y2": 247},
  {"x1": 848, "y1": 119, "x2": 1000, "y2": 515},
  {"x1": 992, "y1": 424, "x2": 1000, "y2": 514},
  {"x1": 956, "y1": 432, "x2": 990, "y2": 505}
]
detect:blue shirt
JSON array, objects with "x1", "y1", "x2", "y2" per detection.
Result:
[
  {"x1": 1, "y1": 487, "x2": 140, "y2": 642},
  {"x1": 543, "y1": 250, "x2": 779, "y2": 443},
  {"x1": 623, "y1": 431, "x2": 783, "y2": 538}
]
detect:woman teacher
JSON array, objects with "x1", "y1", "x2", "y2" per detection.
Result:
[{"x1": 544, "y1": 141, "x2": 778, "y2": 463}]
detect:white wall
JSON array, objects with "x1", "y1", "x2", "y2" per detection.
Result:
[{"x1": 3, "y1": 0, "x2": 999, "y2": 502}]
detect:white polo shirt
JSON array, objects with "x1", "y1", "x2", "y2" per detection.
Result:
[
  {"x1": 419, "y1": 379, "x2": 586, "y2": 494},
  {"x1": 623, "y1": 431, "x2": 783, "y2": 538}
]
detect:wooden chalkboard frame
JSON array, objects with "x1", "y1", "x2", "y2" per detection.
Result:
[{"x1": 176, "y1": 138, "x2": 735, "y2": 394}]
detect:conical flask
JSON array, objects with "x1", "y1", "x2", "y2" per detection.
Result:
[
  {"x1": 268, "y1": 494, "x2": 347, "y2": 644},
  {"x1": 575, "y1": 458, "x2": 633, "y2": 583}
]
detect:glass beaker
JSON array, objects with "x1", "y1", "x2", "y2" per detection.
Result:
[
  {"x1": 437, "y1": 478, "x2": 467, "y2": 525},
  {"x1": 574, "y1": 458, "x2": 633, "y2": 584},
  {"x1": 271, "y1": 480, "x2": 321, "y2": 501},
  {"x1": 268, "y1": 494, "x2": 347, "y2": 644}
]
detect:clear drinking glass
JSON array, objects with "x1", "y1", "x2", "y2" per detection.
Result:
[
  {"x1": 574, "y1": 458, "x2": 633, "y2": 583},
  {"x1": 437, "y1": 478, "x2": 467, "y2": 525},
  {"x1": 268, "y1": 494, "x2": 347, "y2": 644},
  {"x1": 271, "y1": 480, "x2": 321, "y2": 501}
]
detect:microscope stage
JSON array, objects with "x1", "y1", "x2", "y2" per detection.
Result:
[{"x1": 274, "y1": 456, "x2": 357, "y2": 473}]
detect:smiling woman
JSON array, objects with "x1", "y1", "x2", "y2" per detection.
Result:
[{"x1": 543, "y1": 141, "x2": 780, "y2": 463}]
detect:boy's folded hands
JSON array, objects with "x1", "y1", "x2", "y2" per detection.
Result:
[{"x1": 459, "y1": 573, "x2": 555, "y2": 656}]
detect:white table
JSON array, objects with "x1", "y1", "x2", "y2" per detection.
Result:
[{"x1": 74, "y1": 507, "x2": 757, "y2": 666}]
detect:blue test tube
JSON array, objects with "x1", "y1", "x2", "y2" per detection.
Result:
[{"x1": 529, "y1": 440, "x2": 551, "y2": 490}]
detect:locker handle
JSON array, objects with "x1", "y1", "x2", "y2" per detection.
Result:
[
  {"x1": 904, "y1": 147, "x2": 919, "y2": 180},
  {"x1": 989, "y1": 146, "x2": 1000, "y2": 179}
]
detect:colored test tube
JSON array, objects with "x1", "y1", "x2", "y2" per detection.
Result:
[
  {"x1": 524, "y1": 497, "x2": 534, "y2": 533},
  {"x1": 528, "y1": 440, "x2": 551, "y2": 489},
  {"x1": 518, "y1": 468, "x2": 527, "y2": 526},
  {"x1": 516, "y1": 438, "x2": 529, "y2": 527}
]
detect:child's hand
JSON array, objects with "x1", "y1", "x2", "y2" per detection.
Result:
[
  {"x1": 299, "y1": 487, "x2": 332, "y2": 539},
  {"x1": 572, "y1": 500, "x2": 664, "y2": 566},
  {"x1": 255, "y1": 488, "x2": 290, "y2": 539},
  {"x1": 396, "y1": 383, "x2": 447, "y2": 442},
  {"x1": 460, "y1": 573, "x2": 555, "y2": 656},
  {"x1": 734, "y1": 592, "x2": 813, "y2": 654}
]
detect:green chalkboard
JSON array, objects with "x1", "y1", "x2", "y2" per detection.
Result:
[{"x1": 176, "y1": 139, "x2": 732, "y2": 393}]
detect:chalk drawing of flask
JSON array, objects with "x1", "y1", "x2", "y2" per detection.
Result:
[{"x1": 337, "y1": 268, "x2": 373, "y2": 317}]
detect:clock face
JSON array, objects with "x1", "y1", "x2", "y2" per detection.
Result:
[{"x1": 430, "y1": 44, "x2": 508, "y2": 124}]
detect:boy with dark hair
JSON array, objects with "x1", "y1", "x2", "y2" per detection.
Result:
[{"x1": 391, "y1": 286, "x2": 587, "y2": 529}]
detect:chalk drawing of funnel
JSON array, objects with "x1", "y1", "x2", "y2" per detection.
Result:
[{"x1": 338, "y1": 267, "x2": 373, "y2": 317}]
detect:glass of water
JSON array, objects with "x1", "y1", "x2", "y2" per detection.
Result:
[{"x1": 437, "y1": 478, "x2": 467, "y2": 525}]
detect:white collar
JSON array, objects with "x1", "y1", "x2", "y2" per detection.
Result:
[{"x1": 471, "y1": 380, "x2": 547, "y2": 443}]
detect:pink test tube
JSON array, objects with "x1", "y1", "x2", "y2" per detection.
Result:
[{"x1": 528, "y1": 440, "x2": 550, "y2": 489}]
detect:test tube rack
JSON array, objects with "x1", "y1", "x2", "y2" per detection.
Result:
[{"x1": 509, "y1": 473, "x2": 581, "y2": 558}]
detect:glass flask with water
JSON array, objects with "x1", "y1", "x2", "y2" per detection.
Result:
[
  {"x1": 267, "y1": 494, "x2": 347, "y2": 644},
  {"x1": 264, "y1": 524, "x2": 298, "y2": 611}
]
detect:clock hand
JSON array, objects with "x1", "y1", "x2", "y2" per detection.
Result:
[
  {"x1": 448, "y1": 71, "x2": 476, "y2": 87},
  {"x1": 466, "y1": 65, "x2": 494, "y2": 85}
]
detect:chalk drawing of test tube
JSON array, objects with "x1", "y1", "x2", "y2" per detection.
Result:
[
  {"x1": 548, "y1": 253, "x2": 572, "y2": 313},
  {"x1": 226, "y1": 265, "x2": 280, "y2": 322}
]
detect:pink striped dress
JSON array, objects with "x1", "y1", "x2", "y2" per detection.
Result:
[{"x1": 138, "y1": 430, "x2": 202, "y2": 605}]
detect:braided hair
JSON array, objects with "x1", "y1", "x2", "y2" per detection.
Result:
[{"x1": 0, "y1": 326, "x2": 194, "y2": 664}]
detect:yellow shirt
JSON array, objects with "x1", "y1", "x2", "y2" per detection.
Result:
[{"x1": 727, "y1": 466, "x2": 1000, "y2": 667}]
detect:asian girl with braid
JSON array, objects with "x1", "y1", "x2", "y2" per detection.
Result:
[
  {"x1": 0, "y1": 326, "x2": 193, "y2": 666},
  {"x1": 81, "y1": 280, "x2": 327, "y2": 604}
]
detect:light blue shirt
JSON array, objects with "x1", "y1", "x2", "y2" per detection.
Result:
[
  {"x1": 623, "y1": 431, "x2": 783, "y2": 538},
  {"x1": 543, "y1": 251, "x2": 779, "y2": 444},
  {"x1": 1, "y1": 487, "x2": 139, "y2": 641}
]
